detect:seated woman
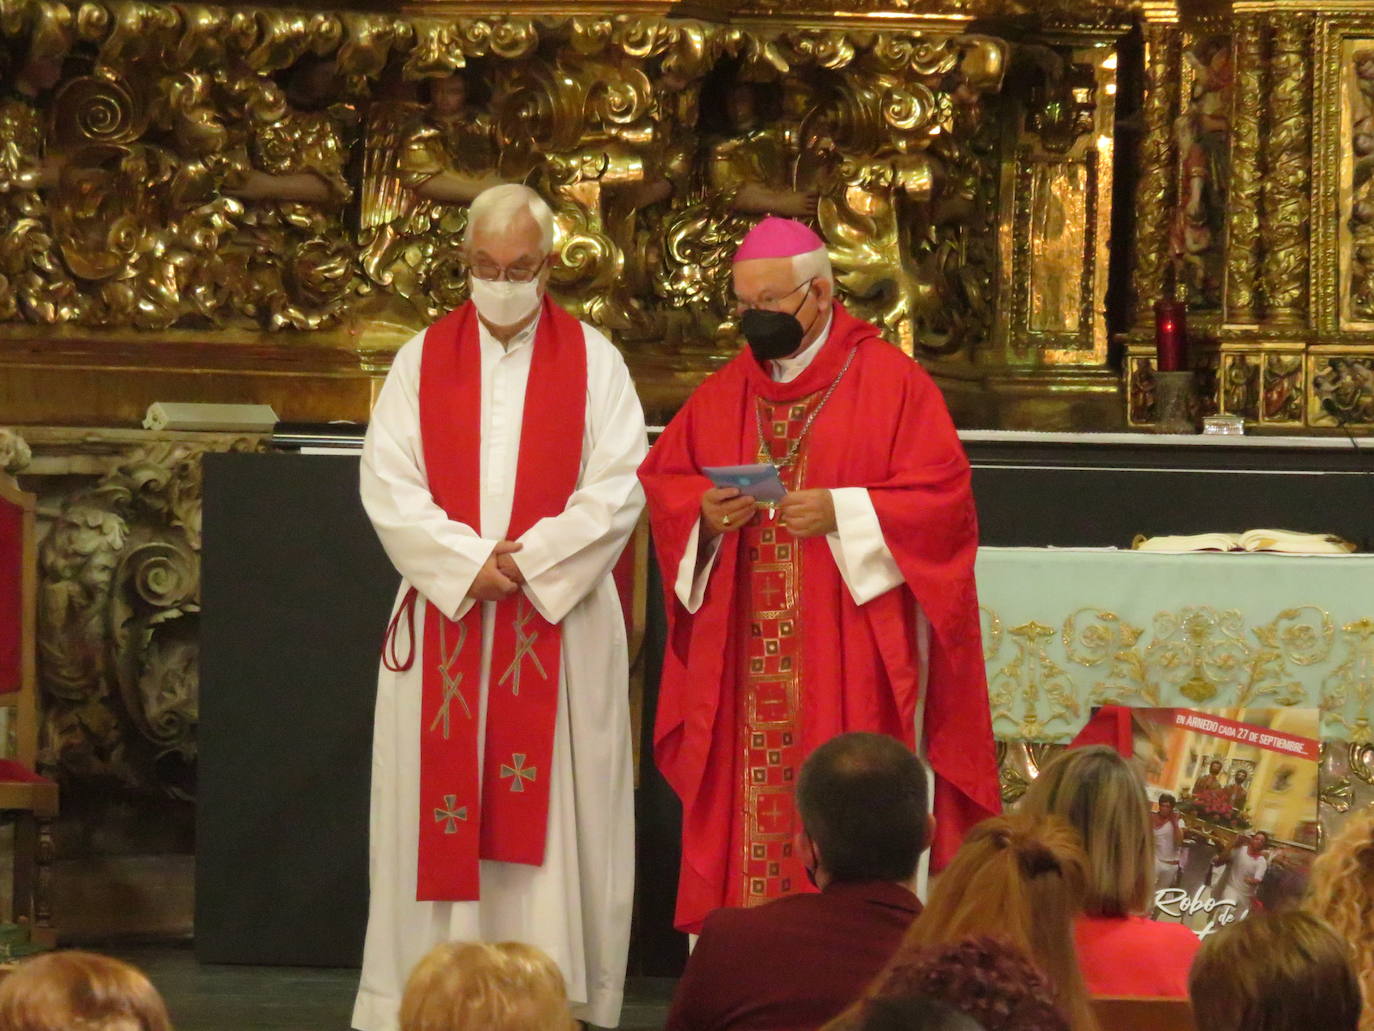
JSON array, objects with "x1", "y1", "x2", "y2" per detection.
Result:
[
  {"x1": 399, "y1": 941, "x2": 575, "y2": 1031},
  {"x1": 1189, "y1": 910, "x2": 1360, "y2": 1031},
  {"x1": 1020, "y1": 745, "x2": 1200, "y2": 998},
  {"x1": 855, "y1": 937, "x2": 1068, "y2": 1031},
  {"x1": 830, "y1": 812, "x2": 1097, "y2": 1031},
  {"x1": 0, "y1": 950, "x2": 172, "y2": 1031},
  {"x1": 1306, "y1": 808, "x2": 1374, "y2": 1031}
]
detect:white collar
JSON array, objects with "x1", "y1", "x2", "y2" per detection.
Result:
[
  {"x1": 478, "y1": 309, "x2": 541, "y2": 353},
  {"x1": 770, "y1": 312, "x2": 834, "y2": 383}
]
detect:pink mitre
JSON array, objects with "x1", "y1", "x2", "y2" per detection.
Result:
[{"x1": 733, "y1": 216, "x2": 825, "y2": 263}]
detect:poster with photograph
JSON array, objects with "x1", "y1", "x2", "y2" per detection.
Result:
[{"x1": 1129, "y1": 707, "x2": 1319, "y2": 938}]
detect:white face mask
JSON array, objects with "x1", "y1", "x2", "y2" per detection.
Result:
[{"x1": 469, "y1": 276, "x2": 542, "y2": 327}]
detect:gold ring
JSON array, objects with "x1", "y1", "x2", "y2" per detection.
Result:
[{"x1": 722, "y1": 515, "x2": 731, "y2": 526}]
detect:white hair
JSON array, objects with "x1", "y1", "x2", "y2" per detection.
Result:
[
  {"x1": 464, "y1": 184, "x2": 556, "y2": 255},
  {"x1": 792, "y1": 245, "x2": 833, "y2": 287}
]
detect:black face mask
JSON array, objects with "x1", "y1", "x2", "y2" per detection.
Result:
[{"x1": 740, "y1": 280, "x2": 818, "y2": 362}]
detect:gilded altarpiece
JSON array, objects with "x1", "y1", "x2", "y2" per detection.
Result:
[
  {"x1": 1127, "y1": 2, "x2": 1374, "y2": 430},
  {"x1": 0, "y1": 0, "x2": 1144, "y2": 429}
]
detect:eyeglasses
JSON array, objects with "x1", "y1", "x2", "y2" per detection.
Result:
[
  {"x1": 470, "y1": 257, "x2": 548, "y2": 284},
  {"x1": 734, "y1": 277, "x2": 814, "y2": 316}
]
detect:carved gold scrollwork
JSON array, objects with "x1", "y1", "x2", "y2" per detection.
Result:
[
  {"x1": 1261, "y1": 13, "x2": 1313, "y2": 325},
  {"x1": 1132, "y1": 20, "x2": 1181, "y2": 324},
  {"x1": 33, "y1": 441, "x2": 253, "y2": 798},
  {"x1": 1225, "y1": 17, "x2": 1262, "y2": 324}
]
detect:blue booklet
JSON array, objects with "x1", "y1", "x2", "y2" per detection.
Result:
[{"x1": 701, "y1": 463, "x2": 787, "y2": 503}]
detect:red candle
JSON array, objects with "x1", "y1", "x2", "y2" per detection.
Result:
[{"x1": 1154, "y1": 300, "x2": 1187, "y2": 372}]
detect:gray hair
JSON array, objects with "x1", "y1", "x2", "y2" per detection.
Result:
[
  {"x1": 792, "y1": 245, "x2": 833, "y2": 288},
  {"x1": 464, "y1": 184, "x2": 556, "y2": 255}
]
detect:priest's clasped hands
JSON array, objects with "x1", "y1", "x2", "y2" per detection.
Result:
[
  {"x1": 467, "y1": 540, "x2": 526, "y2": 601},
  {"x1": 700, "y1": 487, "x2": 837, "y2": 539}
]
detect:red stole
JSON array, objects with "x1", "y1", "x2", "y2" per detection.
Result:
[
  {"x1": 407, "y1": 295, "x2": 586, "y2": 901},
  {"x1": 639, "y1": 302, "x2": 1001, "y2": 933}
]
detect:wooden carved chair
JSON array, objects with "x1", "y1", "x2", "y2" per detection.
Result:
[
  {"x1": 0, "y1": 468, "x2": 58, "y2": 948},
  {"x1": 1092, "y1": 996, "x2": 1196, "y2": 1031}
]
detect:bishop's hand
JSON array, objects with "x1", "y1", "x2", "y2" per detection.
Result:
[
  {"x1": 701, "y1": 487, "x2": 757, "y2": 539},
  {"x1": 778, "y1": 489, "x2": 836, "y2": 538},
  {"x1": 468, "y1": 541, "x2": 522, "y2": 601}
]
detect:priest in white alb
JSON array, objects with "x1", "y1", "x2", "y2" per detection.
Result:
[{"x1": 353, "y1": 183, "x2": 647, "y2": 1030}]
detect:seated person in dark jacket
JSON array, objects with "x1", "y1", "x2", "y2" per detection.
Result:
[{"x1": 666, "y1": 732, "x2": 932, "y2": 1031}]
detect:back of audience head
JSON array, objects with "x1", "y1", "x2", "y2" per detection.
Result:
[
  {"x1": 1017, "y1": 745, "x2": 1152, "y2": 918},
  {"x1": 1307, "y1": 808, "x2": 1374, "y2": 1031},
  {"x1": 897, "y1": 813, "x2": 1096, "y2": 1031},
  {"x1": 399, "y1": 941, "x2": 574, "y2": 1031},
  {"x1": 0, "y1": 950, "x2": 171, "y2": 1031},
  {"x1": 854, "y1": 994, "x2": 987, "y2": 1031},
  {"x1": 859, "y1": 937, "x2": 1069, "y2": 1031},
  {"x1": 1189, "y1": 910, "x2": 1360, "y2": 1031},
  {"x1": 796, "y1": 732, "x2": 931, "y2": 887}
]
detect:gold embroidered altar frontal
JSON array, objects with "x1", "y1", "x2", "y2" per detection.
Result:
[{"x1": 975, "y1": 547, "x2": 1374, "y2": 744}]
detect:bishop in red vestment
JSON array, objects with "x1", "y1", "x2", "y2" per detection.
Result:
[{"x1": 638, "y1": 217, "x2": 1000, "y2": 933}]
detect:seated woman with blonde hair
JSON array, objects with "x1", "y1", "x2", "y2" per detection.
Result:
[
  {"x1": 399, "y1": 941, "x2": 576, "y2": 1031},
  {"x1": 0, "y1": 950, "x2": 172, "y2": 1031},
  {"x1": 1189, "y1": 910, "x2": 1360, "y2": 1031},
  {"x1": 830, "y1": 812, "x2": 1098, "y2": 1031},
  {"x1": 1018, "y1": 745, "x2": 1199, "y2": 998},
  {"x1": 1306, "y1": 808, "x2": 1374, "y2": 1031}
]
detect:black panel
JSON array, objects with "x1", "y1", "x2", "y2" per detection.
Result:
[
  {"x1": 967, "y1": 440, "x2": 1374, "y2": 550},
  {"x1": 197, "y1": 453, "x2": 397, "y2": 967}
]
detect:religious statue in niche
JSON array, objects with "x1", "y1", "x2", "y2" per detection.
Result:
[
  {"x1": 1262, "y1": 355, "x2": 1303, "y2": 423},
  {"x1": 222, "y1": 55, "x2": 362, "y2": 331},
  {"x1": 0, "y1": 7, "x2": 81, "y2": 323},
  {"x1": 1169, "y1": 36, "x2": 1232, "y2": 310},
  {"x1": 1347, "y1": 50, "x2": 1374, "y2": 321},
  {"x1": 359, "y1": 68, "x2": 503, "y2": 325},
  {"x1": 1223, "y1": 356, "x2": 1260, "y2": 421}
]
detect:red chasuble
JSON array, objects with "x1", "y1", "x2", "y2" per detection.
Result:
[
  {"x1": 638, "y1": 302, "x2": 1000, "y2": 933},
  {"x1": 389, "y1": 294, "x2": 586, "y2": 901}
]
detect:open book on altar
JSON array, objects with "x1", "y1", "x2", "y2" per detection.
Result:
[{"x1": 1131, "y1": 529, "x2": 1356, "y2": 554}]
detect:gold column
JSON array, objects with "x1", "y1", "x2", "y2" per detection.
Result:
[
  {"x1": 1224, "y1": 14, "x2": 1263, "y2": 326},
  {"x1": 1260, "y1": 10, "x2": 1313, "y2": 326},
  {"x1": 1132, "y1": 11, "x2": 1182, "y2": 328}
]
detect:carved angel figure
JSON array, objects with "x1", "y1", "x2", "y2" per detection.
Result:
[
  {"x1": 37, "y1": 498, "x2": 128, "y2": 710},
  {"x1": 657, "y1": 76, "x2": 820, "y2": 332},
  {"x1": 359, "y1": 72, "x2": 502, "y2": 323},
  {"x1": 223, "y1": 56, "x2": 362, "y2": 331}
]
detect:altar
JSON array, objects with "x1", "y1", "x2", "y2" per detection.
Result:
[
  {"x1": 187, "y1": 441, "x2": 1374, "y2": 973},
  {"x1": 974, "y1": 547, "x2": 1374, "y2": 744}
]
